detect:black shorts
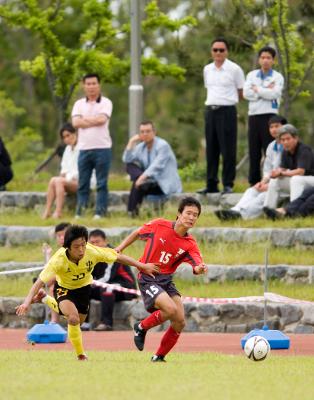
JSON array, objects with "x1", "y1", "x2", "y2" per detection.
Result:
[
  {"x1": 138, "y1": 273, "x2": 181, "y2": 313},
  {"x1": 53, "y1": 282, "x2": 91, "y2": 315}
]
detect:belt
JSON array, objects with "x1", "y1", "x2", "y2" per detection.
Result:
[{"x1": 206, "y1": 105, "x2": 235, "y2": 110}]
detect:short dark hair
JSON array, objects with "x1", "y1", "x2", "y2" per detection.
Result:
[
  {"x1": 268, "y1": 115, "x2": 287, "y2": 126},
  {"x1": 211, "y1": 37, "x2": 229, "y2": 50},
  {"x1": 63, "y1": 225, "x2": 88, "y2": 249},
  {"x1": 54, "y1": 222, "x2": 71, "y2": 234},
  {"x1": 89, "y1": 229, "x2": 106, "y2": 240},
  {"x1": 178, "y1": 197, "x2": 201, "y2": 216},
  {"x1": 258, "y1": 46, "x2": 276, "y2": 58},
  {"x1": 140, "y1": 120, "x2": 155, "y2": 131},
  {"x1": 278, "y1": 124, "x2": 298, "y2": 138},
  {"x1": 59, "y1": 123, "x2": 76, "y2": 139},
  {"x1": 83, "y1": 73, "x2": 100, "y2": 83}
]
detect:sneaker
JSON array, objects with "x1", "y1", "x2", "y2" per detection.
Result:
[
  {"x1": 214, "y1": 209, "x2": 241, "y2": 221},
  {"x1": 196, "y1": 187, "x2": 219, "y2": 194},
  {"x1": 263, "y1": 207, "x2": 282, "y2": 221},
  {"x1": 77, "y1": 354, "x2": 88, "y2": 361},
  {"x1": 94, "y1": 323, "x2": 113, "y2": 331},
  {"x1": 222, "y1": 186, "x2": 233, "y2": 194},
  {"x1": 80, "y1": 322, "x2": 90, "y2": 331},
  {"x1": 31, "y1": 288, "x2": 46, "y2": 304},
  {"x1": 151, "y1": 355, "x2": 166, "y2": 362},
  {"x1": 133, "y1": 322, "x2": 147, "y2": 351}
]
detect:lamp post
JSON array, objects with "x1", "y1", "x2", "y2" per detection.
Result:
[{"x1": 129, "y1": 0, "x2": 143, "y2": 138}]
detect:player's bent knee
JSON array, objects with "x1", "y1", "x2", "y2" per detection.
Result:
[
  {"x1": 176, "y1": 319, "x2": 186, "y2": 331},
  {"x1": 67, "y1": 315, "x2": 80, "y2": 326}
]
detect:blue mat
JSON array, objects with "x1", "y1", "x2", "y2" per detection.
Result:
[
  {"x1": 27, "y1": 320, "x2": 67, "y2": 343},
  {"x1": 241, "y1": 326, "x2": 290, "y2": 349}
]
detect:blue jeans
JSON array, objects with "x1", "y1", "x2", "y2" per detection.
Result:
[{"x1": 77, "y1": 148, "x2": 111, "y2": 216}]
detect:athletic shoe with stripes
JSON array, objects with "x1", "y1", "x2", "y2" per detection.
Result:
[
  {"x1": 133, "y1": 322, "x2": 147, "y2": 351},
  {"x1": 151, "y1": 355, "x2": 166, "y2": 362}
]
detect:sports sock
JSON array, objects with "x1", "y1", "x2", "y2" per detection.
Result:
[
  {"x1": 140, "y1": 310, "x2": 165, "y2": 331},
  {"x1": 42, "y1": 295, "x2": 59, "y2": 313},
  {"x1": 156, "y1": 326, "x2": 180, "y2": 356},
  {"x1": 68, "y1": 324, "x2": 84, "y2": 356}
]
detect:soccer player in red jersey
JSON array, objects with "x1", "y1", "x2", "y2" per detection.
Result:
[{"x1": 115, "y1": 197, "x2": 208, "y2": 362}]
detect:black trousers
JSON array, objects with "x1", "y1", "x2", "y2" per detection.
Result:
[
  {"x1": 248, "y1": 113, "x2": 275, "y2": 185},
  {"x1": 126, "y1": 163, "x2": 163, "y2": 212},
  {"x1": 0, "y1": 163, "x2": 13, "y2": 187},
  {"x1": 90, "y1": 286, "x2": 136, "y2": 326},
  {"x1": 286, "y1": 187, "x2": 314, "y2": 217},
  {"x1": 205, "y1": 105, "x2": 237, "y2": 190}
]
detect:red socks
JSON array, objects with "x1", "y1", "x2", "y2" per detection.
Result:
[
  {"x1": 156, "y1": 326, "x2": 180, "y2": 356},
  {"x1": 140, "y1": 310, "x2": 165, "y2": 330}
]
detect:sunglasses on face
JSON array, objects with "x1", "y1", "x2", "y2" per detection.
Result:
[{"x1": 212, "y1": 48, "x2": 226, "y2": 53}]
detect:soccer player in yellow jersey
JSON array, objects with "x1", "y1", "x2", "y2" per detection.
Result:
[{"x1": 16, "y1": 225, "x2": 160, "y2": 361}]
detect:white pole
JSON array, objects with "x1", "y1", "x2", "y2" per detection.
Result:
[
  {"x1": 129, "y1": 0, "x2": 143, "y2": 138},
  {"x1": 42, "y1": 244, "x2": 52, "y2": 323},
  {"x1": 263, "y1": 247, "x2": 269, "y2": 329}
]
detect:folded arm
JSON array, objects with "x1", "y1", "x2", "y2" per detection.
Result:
[{"x1": 72, "y1": 114, "x2": 108, "y2": 129}]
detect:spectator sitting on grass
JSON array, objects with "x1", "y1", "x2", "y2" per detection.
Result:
[
  {"x1": 263, "y1": 124, "x2": 314, "y2": 212},
  {"x1": 42, "y1": 123, "x2": 79, "y2": 219},
  {"x1": 264, "y1": 187, "x2": 314, "y2": 220},
  {"x1": 122, "y1": 120, "x2": 182, "y2": 217}
]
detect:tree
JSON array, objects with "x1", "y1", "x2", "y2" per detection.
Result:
[
  {"x1": 257, "y1": 0, "x2": 314, "y2": 116},
  {"x1": 0, "y1": 0, "x2": 193, "y2": 131}
]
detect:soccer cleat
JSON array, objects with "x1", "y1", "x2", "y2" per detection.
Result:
[
  {"x1": 133, "y1": 322, "x2": 147, "y2": 351},
  {"x1": 31, "y1": 288, "x2": 46, "y2": 304},
  {"x1": 77, "y1": 354, "x2": 88, "y2": 361},
  {"x1": 151, "y1": 355, "x2": 166, "y2": 362}
]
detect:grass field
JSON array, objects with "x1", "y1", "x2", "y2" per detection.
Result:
[
  {"x1": 2, "y1": 205, "x2": 314, "y2": 228},
  {"x1": 1, "y1": 241, "x2": 313, "y2": 265},
  {"x1": 0, "y1": 350, "x2": 313, "y2": 400}
]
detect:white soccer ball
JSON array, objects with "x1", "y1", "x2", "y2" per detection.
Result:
[{"x1": 244, "y1": 335, "x2": 270, "y2": 361}]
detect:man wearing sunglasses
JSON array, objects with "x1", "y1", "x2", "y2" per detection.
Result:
[{"x1": 198, "y1": 37, "x2": 245, "y2": 195}]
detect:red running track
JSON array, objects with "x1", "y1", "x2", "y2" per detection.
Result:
[{"x1": 0, "y1": 329, "x2": 314, "y2": 355}]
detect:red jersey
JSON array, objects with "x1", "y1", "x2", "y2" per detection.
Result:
[{"x1": 138, "y1": 218, "x2": 203, "y2": 275}]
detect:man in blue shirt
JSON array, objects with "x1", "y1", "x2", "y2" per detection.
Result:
[{"x1": 122, "y1": 121, "x2": 182, "y2": 216}]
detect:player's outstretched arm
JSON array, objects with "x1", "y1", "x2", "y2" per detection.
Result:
[
  {"x1": 115, "y1": 229, "x2": 140, "y2": 253},
  {"x1": 116, "y1": 253, "x2": 160, "y2": 278},
  {"x1": 194, "y1": 264, "x2": 208, "y2": 275},
  {"x1": 15, "y1": 278, "x2": 45, "y2": 316}
]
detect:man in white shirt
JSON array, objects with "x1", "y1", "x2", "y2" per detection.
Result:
[
  {"x1": 72, "y1": 73, "x2": 113, "y2": 219},
  {"x1": 197, "y1": 37, "x2": 245, "y2": 195},
  {"x1": 215, "y1": 115, "x2": 287, "y2": 220},
  {"x1": 244, "y1": 46, "x2": 284, "y2": 185}
]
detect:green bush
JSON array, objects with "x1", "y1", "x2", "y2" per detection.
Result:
[
  {"x1": 179, "y1": 162, "x2": 206, "y2": 182},
  {"x1": 6, "y1": 127, "x2": 44, "y2": 161}
]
